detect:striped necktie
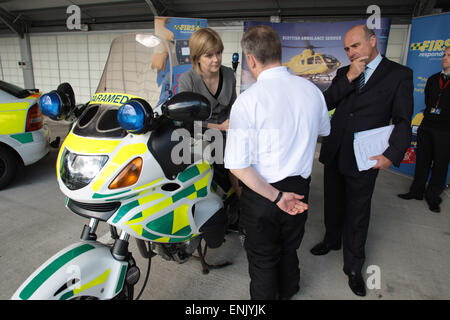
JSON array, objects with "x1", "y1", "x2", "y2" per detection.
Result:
[{"x1": 358, "y1": 67, "x2": 368, "y2": 91}]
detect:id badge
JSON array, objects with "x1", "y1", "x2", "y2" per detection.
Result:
[{"x1": 430, "y1": 107, "x2": 441, "y2": 115}]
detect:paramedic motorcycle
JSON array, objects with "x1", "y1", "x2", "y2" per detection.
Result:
[{"x1": 12, "y1": 33, "x2": 236, "y2": 300}]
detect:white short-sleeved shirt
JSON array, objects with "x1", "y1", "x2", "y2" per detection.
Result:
[{"x1": 224, "y1": 66, "x2": 330, "y2": 183}]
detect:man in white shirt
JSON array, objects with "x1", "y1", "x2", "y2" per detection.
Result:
[{"x1": 224, "y1": 25, "x2": 330, "y2": 300}]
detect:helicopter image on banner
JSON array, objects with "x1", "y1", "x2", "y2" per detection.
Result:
[
  {"x1": 12, "y1": 33, "x2": 237, "y2": 300},
  {"x1": 283, "y1": 42, "x2": 341, "y2": 81}
]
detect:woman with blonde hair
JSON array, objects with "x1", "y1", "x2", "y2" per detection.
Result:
[
  {"x1": 178, "y1": 27, "x2": 236, "y2": 131},
  {"x1": 178, "y1": 27, "x2": 242, "y2": 204}
]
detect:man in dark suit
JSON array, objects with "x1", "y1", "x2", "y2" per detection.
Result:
[{"x1": 310, "y1": 25, "x2": 413, "y2": 297}]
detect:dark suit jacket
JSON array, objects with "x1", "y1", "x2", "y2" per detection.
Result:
[{"x1": 319, "y1": 56, "x2": 413, "y2": 175}]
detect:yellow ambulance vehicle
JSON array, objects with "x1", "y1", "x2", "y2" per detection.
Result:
[{"x1": 0, "y1": 80, "x2": 49, "y2": 189}]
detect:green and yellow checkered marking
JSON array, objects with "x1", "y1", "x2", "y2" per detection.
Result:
[
  {"x1": 410, "y1": 42, "x2": 422, "y2": 50},
  {"x1": 125, "y1": 162, "x2": 211, "y2": 242}
]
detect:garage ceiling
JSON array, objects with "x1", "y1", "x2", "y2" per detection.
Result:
[{"x1": 0, "y1": 0, "x2": 449, "y2": 36}]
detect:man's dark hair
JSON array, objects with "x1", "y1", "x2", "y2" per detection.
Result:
[{"x1": 241, "y1": 25, "x2": 281, "y2": 65}]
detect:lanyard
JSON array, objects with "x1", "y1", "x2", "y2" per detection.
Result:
[{"x1": 436, "y1": 75, "x2": 450, "y2": 109}]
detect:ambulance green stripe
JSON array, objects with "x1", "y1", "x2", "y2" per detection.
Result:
[
  {"x1": 113, "y1": 200, "x2": 140, "y2": 223},
  {"x1": 115, "y1": 265, "x2": 127, "y2": 294},
  {"x1": 60, "y1": 291, "x2": 74, "y2": 300},
  {"x1": 10, "y1": 132, "x2": 33, "y2": 143},
  {"x1": 172, "y1": 184, "x2": 196, "y2": 202},
  {"x1": 178, "y1": 165, "x2": 200, "y2": 182},
  {"x1": 93, "y1": 190, "x2": 129, "y2": 199},
  {"x1": 147, "y1": 211, "x2": 174, "y2": 235},
  {"x1": 173, "y1": 225, "x2": 192, "y2": 236}
]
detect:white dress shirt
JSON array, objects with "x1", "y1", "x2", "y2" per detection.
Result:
[
  {"x1": 364, "y1": 53, "x2": 382, "y2": 84},
  {"x1": 224, "y1": 66, "x2": 330, "y2": 183}
]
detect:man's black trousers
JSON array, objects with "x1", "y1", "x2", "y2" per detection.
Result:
[
  {"x1": 409, "y1": 125, "x2": 450, "y2": 205},
  {"x1": 239, "y1": 175, "x2": 310, "y2": 300},
  {"x1": 323, "y1": 162, "x2": 379, "y2": 275}
]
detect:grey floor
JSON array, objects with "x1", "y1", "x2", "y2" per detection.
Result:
[{"x1": 1, "y1": 120, "x2": 449, "y2": 300}]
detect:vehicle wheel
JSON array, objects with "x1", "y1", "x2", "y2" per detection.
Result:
[{"x1": 0, "y1": 146, "x2": 18, "y2": 190}]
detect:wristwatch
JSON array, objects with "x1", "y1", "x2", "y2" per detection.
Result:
[{"x1": 273, "y1": 191, "x2": 283, "y2": 204}]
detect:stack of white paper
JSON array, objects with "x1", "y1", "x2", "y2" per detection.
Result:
[{"x1": 353, "y1": 124, "x2": 394, "y2": 171}]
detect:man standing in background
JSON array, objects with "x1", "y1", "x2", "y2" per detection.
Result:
[{"x1": 398, "y1": 46, "x2": 450, "y2": 213}]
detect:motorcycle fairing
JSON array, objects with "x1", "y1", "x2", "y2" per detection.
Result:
[{"x1": 57, "y1": 115, "x2": 223, "y2": 243}]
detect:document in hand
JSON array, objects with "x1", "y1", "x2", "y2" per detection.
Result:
[{"x1": 353, "y1": 124, "x2": 394, "y2": 171}]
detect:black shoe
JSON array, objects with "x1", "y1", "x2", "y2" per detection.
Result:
[
  {"x1": 397, "y1": 192, "x2": 423, "y2": 200},
  {"x1": 347, "y1": 272, "x2": 366, "y2": 297},
  {"x1": 50, "y1": 136, "x2": 61, "y2": 149},
  {"x1": 424, "y1": 195, "x2": 441, "y2": 213},
  {"x1": 428, "y1": 203, "x2": 441, "y2": 213},
  {"x1": 310, "y1": 242, "x2": 341, "y2": 256},
  {"x1": 278, "y1": 286, "x2": 299, "y2": 300}
]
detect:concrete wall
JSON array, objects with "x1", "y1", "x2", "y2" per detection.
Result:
[{"x1": 0, "y1": 24, "x2": 408, "y2": 101}]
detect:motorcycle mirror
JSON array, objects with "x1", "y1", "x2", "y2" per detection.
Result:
[
  {"x1": 162, "y1": 92, "x2": 211, "y2": 122},
  {"x1": 57, "y1": 82, "x2": 76, "y2": 109}
]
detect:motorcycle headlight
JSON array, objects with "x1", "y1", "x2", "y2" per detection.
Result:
[{"x1": 60, "y1": 149, "x2": 108, "y2": 190}]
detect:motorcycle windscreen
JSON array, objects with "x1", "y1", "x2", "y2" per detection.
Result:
[{"x1": 95, "y1": 33, "x2": 172, "y2": 109}]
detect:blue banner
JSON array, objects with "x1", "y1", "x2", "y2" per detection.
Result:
[
  {"x1": 241, "y1": 19, "x2": 391, "y2": 93},
  {"x1": 393, "y1": 13, "x2": 450, "y2": 182}
]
